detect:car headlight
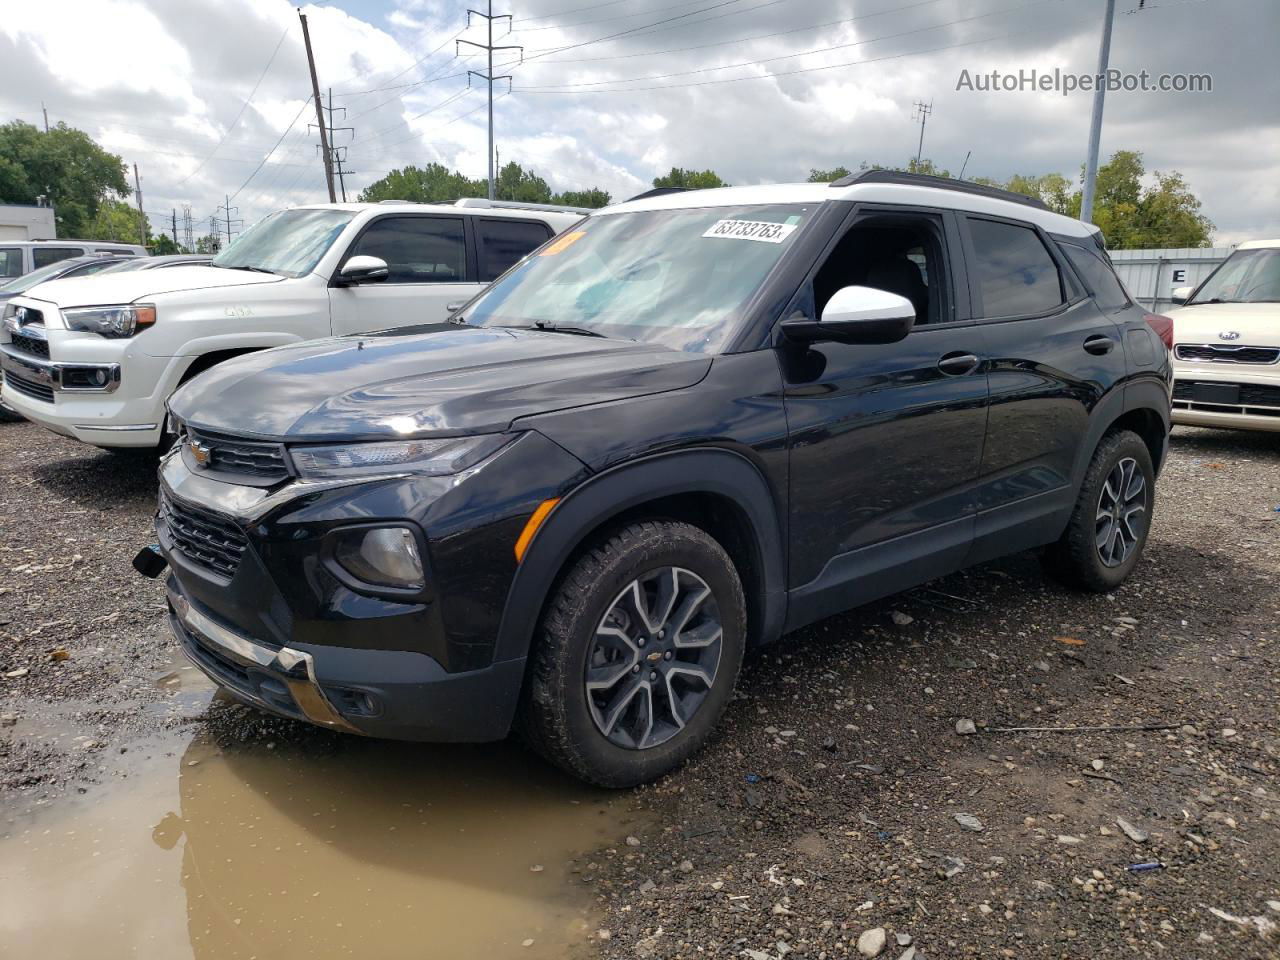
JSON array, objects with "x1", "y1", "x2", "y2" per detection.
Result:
[
  {"x1": 334, "y1": 526, "x2": 425, "y2": 589},
  {"x1": 63, "y1": 303, "x2": 156, "y2": 338},
  {"x1": 290, "y1": 435, "x2": 509, "y2": 479}
]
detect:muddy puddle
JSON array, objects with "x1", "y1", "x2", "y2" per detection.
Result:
[{"x1": 1, "y1": 680, "x2": 637, "y2": 959}]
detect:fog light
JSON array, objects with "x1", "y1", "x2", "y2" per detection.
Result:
[{"x1": 334, "y1": 527, "x2": 424, "y2": 589}]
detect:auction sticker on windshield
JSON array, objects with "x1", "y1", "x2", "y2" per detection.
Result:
[{"x1": 703, "y1": 219, "x2": 798, "y2": 243}]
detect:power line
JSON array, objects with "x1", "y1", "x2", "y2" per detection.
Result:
[
  {"x1": 512, "y1": 0, "x2": 742, "y2": 31},
  {"x1": 457, "y1": 0, "x2": 522, "y2": 201},
  {"x1": 225, "y1": 96, "x2": 312, "y2": 203},
  {"x1": 174, "y1": 24, "x2": 291, "y2": 187},
  {"x1": 512, "y1": 0, "x2": 631, "y2": 22}
]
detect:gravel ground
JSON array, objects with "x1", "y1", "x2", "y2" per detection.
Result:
[{"x1": 1, "y1": 418, "x2": 1278, "y2": 958}]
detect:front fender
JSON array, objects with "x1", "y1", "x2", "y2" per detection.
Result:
[{"x1": 492, "y1": 447, "x2": 788, "y2": 663}]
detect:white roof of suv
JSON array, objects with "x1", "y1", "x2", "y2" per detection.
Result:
[{"x1": 607, "y1": 173, "x2": 1099, "y2": 240}]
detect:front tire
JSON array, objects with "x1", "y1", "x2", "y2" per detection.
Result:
[
  {"x1": 519, "y1": 520, "x2": 746, "y2": 788},
  {"x1": 1043, "y1": 429, "x2": 1155, "y2": 592}
]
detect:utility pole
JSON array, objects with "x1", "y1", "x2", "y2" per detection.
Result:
[
  {"x1": 911, "y1": 100, "x2": 933, "y2": 171},
  {"x1": 321, "y1": 89, "x2": 355, "y2": 203},
  {"x1": 1080, "y1": 0, "x2": 1116, "y2": 224},
  {"x1": 41, "y1": 103, "x2": 49, "y2": 133},
  {"x1": 132, "y1": 163, "x2": 147, "y2": 247},
  {"x1": 171, "y1": 208, "x2": 179, "y2": 247},
  {"x1": 298, "y1": 10, "x2": 336, "y2": 202},
  {"x1": 458, "y1": 1, "x2": 521, "y2": 200},
  {"x1": 217, "y1": 196, "x2": 242, "y2": 246}
]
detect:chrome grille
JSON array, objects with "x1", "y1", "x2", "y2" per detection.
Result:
[
  {"x1": 3, "y1": 369, "x2": 54, "y2": 403},
  {"x1": 185, "y1": 427, "x2": 290, "y2": 482},
  {"x1": 1175, "y1": 344, "x2": 1280, "y2": 365},
  {"x1": 9, "y1": 332, "x2": 49, "y2": 360},
  {"x1": 160, "y1": 492, "x2": 248, "y2": 578}
]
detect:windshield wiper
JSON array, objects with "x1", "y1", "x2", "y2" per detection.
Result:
[
  {"x1": 213, "y1": 262, "x2": 277, "y2": 275},
  {"x1": 530, "y1": 321, "x2": 607, "y2": 338}
]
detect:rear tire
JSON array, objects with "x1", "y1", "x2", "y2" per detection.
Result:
[
  {"x1": 518, "y1": 519, "x2": 746, "y2": 788},
  {"x1": 1043, "y1": 429, "x2": 1155, "y2": 592}
]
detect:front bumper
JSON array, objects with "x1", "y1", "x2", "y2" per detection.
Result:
[{"x1": 1171, "y1": 365, "x2": 1280, "y2": 433}]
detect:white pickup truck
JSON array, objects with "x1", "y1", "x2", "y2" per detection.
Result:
[{"x1": 0, "y1": 198, "x2": 586, "y2": 448}]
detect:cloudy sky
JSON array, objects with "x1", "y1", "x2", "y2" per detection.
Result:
[{"x1": 1, "y1": 0, "x2": 1276, "y2": 245}]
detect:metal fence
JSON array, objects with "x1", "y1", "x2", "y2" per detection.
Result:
[{"x1": 1108, "y1": 247, "x2": 1234, "y2": 313}]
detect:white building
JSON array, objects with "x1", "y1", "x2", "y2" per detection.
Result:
[
  {"x1": 0, "y1": 204, "x2": 56, "y2": 241},
  {"x1": 1109, "y1": 247, "x2": 1234, "y2": 313}
]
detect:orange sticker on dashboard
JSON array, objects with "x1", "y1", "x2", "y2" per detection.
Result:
[{"x1": 540, "y1": 231, "x2": 586, "y2": 256}]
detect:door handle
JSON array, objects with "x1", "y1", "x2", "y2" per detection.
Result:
[
  {"x1": 937, "y1": 352, "x2": 980, "y2": 375},
  {"x1": 1083, "y1": 334, "x2": 1116, "y2": 355}
]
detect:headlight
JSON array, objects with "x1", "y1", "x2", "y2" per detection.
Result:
[
  {"x1": 334, "y1": 527, "x2": 425, "y2": 589},
  {"x1": 63, "y1": 303, "x2": 156, "y2": 338},
  {"x1": 290, "y1": 435, "x2": 509, "y2": 479}
]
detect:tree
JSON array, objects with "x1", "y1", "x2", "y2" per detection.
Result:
[
  {"x1": 83, "y1": 198, "x2": 148, "y2": 245},
  {"x1": 1084, "y1": 151, "x2": 1212, "y2": 248},
  {"x1": 149, "y1": 234, "x2": 183, "y2": 255},
  {"x1": 495, "y1": 162, "x2": 552, "y2": 203},
  {"x1": 552, "y1": 188, "x2": 611, "y2": 208},
  {"x1": 652, "y1": 167, "x2": 729, "y2": 190},
  {"x1": 0, "y1": 121, "x2": 130, "y2": 238},
  {"x1": 195, "y1": 234, "x2": 222, "y2": 254},
  {"x1": 358, "y1": 163, "x2": 484, "y2": 204},
  {"x1": 806, "y1": 167, "x2": 853, "y2": 183}
]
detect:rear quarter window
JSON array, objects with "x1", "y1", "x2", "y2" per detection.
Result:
[
  {"x1": 0, "y1": 248, "x2": 21, "y2": 278},
  {"x1": 477, "y1": 218, "x2": 553, "y2": 282},
  {"x1": 1060, "y1": 242, "x2": 1130, "y2": 312},
  {"x1": 967, "y1": 218, "x2": 1064, "y2": 318}
]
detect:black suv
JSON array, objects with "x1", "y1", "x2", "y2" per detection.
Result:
[{"x1": 137, "y1": 172, "x2": 1172, "y2": 787}]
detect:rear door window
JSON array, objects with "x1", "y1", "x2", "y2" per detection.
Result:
[
  {"x1": 347, "y1": 216, "x2": 466, "y2": 283},
  {"x1": 1060, "y1": 242, "x2": 1130, "y2": 312},
  {"x1": 32, "y1": 246, "x2": 84, "y2": 268},
  {"x1": 966, "y1": 218, "x2": 1064, "y2": 318},
  {"x1": 476, "y1": 218, "x2": 553, "y2": 282},
  {"x1": 0, "y1": 248, "x2": 22, "y2": 278}
]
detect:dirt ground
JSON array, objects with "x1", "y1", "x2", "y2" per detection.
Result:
[{"x1": 1, "y1": 418, "x2": 1277, "y2": 959}]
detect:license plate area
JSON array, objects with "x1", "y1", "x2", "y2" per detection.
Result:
[{"x1": 1191, "y1": 383, "x2": 1240, "y2": 405}]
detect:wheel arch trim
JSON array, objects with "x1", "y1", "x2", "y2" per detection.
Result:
[{"x1": 492, "y1": 447, "x2": 787, "y2": 664}]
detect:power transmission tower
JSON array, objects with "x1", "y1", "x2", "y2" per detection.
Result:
[
  {"x1": 458, "y1": 1, "x2": 521, "y2": 200},
  {"x1": 911, "y1": 100, "x2": 933, "y2": 171},
  {"x1": 182, "y1": 205, "x2": 194, "y2": 251},
  {"x1": 217, "y1": 195, "x2": 243, "y2": 246},
  {"x1": 319, "y1": 89, "x2": 356, "y2": 202},
  {"x1": 298, "y1": 10, "x2": 336, "y2": 202},
  {"x1": 132, "y1": 163, "x2": 148, "y2": 247},
  {"x1": 1080, "y1": 0, "x2": 1117, "y2": 224},
  {"x1": 208, "y1": 216, "x2": 222, "y2": 253}
]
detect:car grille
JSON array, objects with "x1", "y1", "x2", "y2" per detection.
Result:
[
  {"x1": 159, "y1": 491, "x2": 249, "y2": 578},
  {"x1": 1175, "y1": 344, "x2": 1280, "y2": 365},
  {"x1": 3, "y1": 369, "x2": 54, "y2": 403},
  {"x1": 185, "y1": 427, "x2": 291, "y2": 483},
  {"x1": 8, "y1": 332, "x2": 50, "y2": 360},
  {"x1": 1173, "y1": 379, "x2": 1280, "y2": 416}
]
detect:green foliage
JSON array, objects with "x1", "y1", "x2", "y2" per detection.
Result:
[
  {"x1": 553, "y1": 188, "x2": 611, "y2": 208},
  {"x1": 358, "y1": 161, "x2": 610, "y2": 208},
  {"x1": 195, "y1": 234, "x2": 222, "y2": 254},
  {"x1": 0, "y1": 121, "x2": 130, "y2": 238},
  {"x1": 652, "y1": 167, "x2": 729, "y2": 190},
  {"x1": 806, "y1": 167, "x2": 853, "y2": 183},
  {"x1": 149, "y1": 234, "x2": 182, "y2": 255},
  {"x1": 83, "y1": 198, "x2": 148, "y2": 244}
]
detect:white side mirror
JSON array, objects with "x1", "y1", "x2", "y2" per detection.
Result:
[
  {"x1": 782, "y1": 285, "x2": 916, "y2": 345},
  {"x1": 339, "y1": 255, "x2": 390, "y2": 285},
  {"x1": 1171, "y1": 285, "x2": 1194, "y2": 305}
]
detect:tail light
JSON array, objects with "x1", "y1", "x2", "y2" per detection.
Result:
[{"x1": 1144, "y1": 313, "x2": 1173, "y2": 351}]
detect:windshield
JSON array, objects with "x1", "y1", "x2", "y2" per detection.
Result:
[
  {"x1": 1191, "y1": 248, "x2": 1280, "y2": 304},
  {"x1": 464, "y1": 203, "x2": 815, "y2": 353},
  {"x1": 212, "y1": 208, "x2": 354, "y2": 278},
  {"x1": 1, "y1": 259, "x2": 88, "y2": 292}
]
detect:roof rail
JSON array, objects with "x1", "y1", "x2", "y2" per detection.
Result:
[
  {"x1": 377, "y1": 199, "x2": 416, "y2": 204},
  {"x1": 624, "y1": 187, "x2": 692, "y2": 203},
  {"x1": 453, "y1": 197, "x2": 594, "y2": 216},
  {"x1": 831, "y1": 169, "x2": 1049, "y2": 211}
]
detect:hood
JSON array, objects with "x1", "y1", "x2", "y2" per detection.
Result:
[
  {"x1": 23, "y1": 265, "x2": 284, "y2": 308},
  {"x1": 1167, "y1": 301, "x2": 1280, "y2": 346},
  {"x1": 169, "y1": 324, "x2": 712, "y2": 441}
]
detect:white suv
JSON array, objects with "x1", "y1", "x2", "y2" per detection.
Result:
[
  {"x1": 0, "y1": 199, "x2": 586, "y2": 448},
  {"x1": 1168, "y1": 239, "x2": 1280, "y2": 432}
]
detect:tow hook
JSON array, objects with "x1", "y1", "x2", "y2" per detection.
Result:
[{"x1": 132, "y1": 544, "x2": 168, "y2": 579}]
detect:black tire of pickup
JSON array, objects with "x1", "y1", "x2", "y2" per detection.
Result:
[
  {"x1": 518, "y1": 519, "x2": 746, "y2": 788},
  {"x1": 1043, "y1": 429, "x2": 1155, "y2": 592}
]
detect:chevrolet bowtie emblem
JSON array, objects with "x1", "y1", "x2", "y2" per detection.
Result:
[
  {"x1": 646, "y1": 651, "x2": 663, "y2": 662},
  {"x1": 189, "y1": 440, "x2": 212, "y2": 468}
]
